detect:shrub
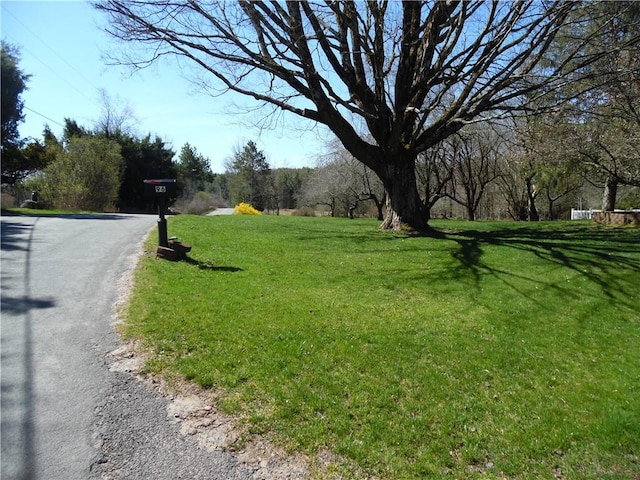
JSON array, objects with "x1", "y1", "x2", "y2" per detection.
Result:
[
  {"x1": 234, "y1": 202, "x2": 261, "y2": 215},
  {"x1": 40, "y1": 136, "x2": 123, "y2": 212},
  {"x1": 173, "y1": 191, "x2": 226, "y2": 215}
]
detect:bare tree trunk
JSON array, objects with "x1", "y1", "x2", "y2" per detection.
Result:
[
  {"x1": 379, "y1": 158, "x2": 432, "y2": 233},
  {"x1": 547, "y1": 194, "x2": 555, "y2": 221},
  {"x1": 348, "y1": 202, "x2": 356, "y2": 219},
  {"x1": 367, "y1": 192, "x2": 386, "y2": 221},
  {"x1": 375, "y1": 192, "x2": 386, "y2": 221},
  {"x1": 525, "y1": 176, "x2": 539, "y2": 221},
  {"x1": 528, "y1": 196, "x2": 539, "y2": 221},
  {"x1": 466, "y1": 203, "x2": 476, "y2": 222},
  {"x1": 602, "y1": 177, "x2": 618, "y2": 211}
]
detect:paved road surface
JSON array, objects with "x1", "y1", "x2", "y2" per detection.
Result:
[
  {"x1": 207, "y1": 207, "x2": 235, "y2": 216},
  {"x1": 1, "y1": 214, "x2": 251, "y2": 480}
]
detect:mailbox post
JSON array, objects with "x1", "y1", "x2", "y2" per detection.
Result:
[{"x1": 143, "y1": 179, "x2": 177, "y2": 248}]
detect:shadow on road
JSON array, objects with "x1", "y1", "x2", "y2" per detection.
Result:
[
  {"x1": 0, "y1": 216, "x2": 43, "y2": 479},
  {"x1": 2, "y1": 212, "x2": 139, "y2": 220},
  {"x1": 1, "y1": 296, "x2": 56, "y2": 315},
  {"x1": 0, "y1": 221, "x2": 33, "y2": 252}
]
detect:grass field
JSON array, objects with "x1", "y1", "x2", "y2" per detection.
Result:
[{"x1": 125, "y1": 215, "x2": 639, "y2": 479}]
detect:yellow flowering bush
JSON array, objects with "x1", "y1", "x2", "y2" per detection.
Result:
[{"x1": 234, "y1": 202, "x2": 261, "y2": 215}]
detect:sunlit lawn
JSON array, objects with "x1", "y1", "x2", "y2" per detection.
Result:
[{"x1": 125, "y1": 215, "x2": 640, "y2": 479}]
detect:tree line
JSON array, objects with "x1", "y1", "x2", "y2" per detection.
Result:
[
  {"x1": 3, "y1": 0, "x2": 639, "y2": 220},
  {"x1": 95, "y1": 0, "x2": 640, "y2": 232}
]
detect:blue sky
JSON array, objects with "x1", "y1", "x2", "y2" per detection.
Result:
[{"x1": 1, "y1": 1, "x2": 327, "y2": 172}]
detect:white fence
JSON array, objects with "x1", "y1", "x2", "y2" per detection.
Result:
[
  {"x1": 570, "y1": 209, "x2": 600, "y2": 220},
  {"x1": 571, "y1": 208, "x2": 640, "y2": 220}
]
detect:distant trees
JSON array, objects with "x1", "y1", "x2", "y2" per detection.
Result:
[
  {"x1": 269, "y1": 168, "x2": 313, "y2": 213},
  {"x1": 8, "y1": 1, "x2": 639, "y2": 220},
  {"x1": 21, "y1": 117, "x2": 176, "y2": 212},
  {"x1": 415, "y1": 143, "x2": 453, "y2": 221},
  {"x1": 116, "y1": 132, "x2": 176, "y2": 210},
  {"x1": 171, "y1": 143, "x2": 228, "y2": 214},
  {"x1": 301, "y1": 146, "x2": 385, "y2": 219},
  {"x1": 503, "y1": 117, "x2": 584, "y2": 221},
  {"x1": 447, "y1": 129, "x2": 503, "y2": 222}
]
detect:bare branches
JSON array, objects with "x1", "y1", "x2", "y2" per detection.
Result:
[
  {"x1": 95, "y1": 0, "x2": 639, "y2": 230},
  {"x1": 96, "y1": 1, "x2": 632, "y2": 154}
]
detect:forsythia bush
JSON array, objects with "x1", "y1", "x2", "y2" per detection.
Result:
[{"x1": 234, "y1": 202, "x2": 261, "y2": 215}]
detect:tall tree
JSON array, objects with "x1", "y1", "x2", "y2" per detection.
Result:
[
  {"x1": 95, "y1": 88, "x2": 137, "y2": 138},
  {"x1": 226, "y1": 140, "x2": 271, "y2": 210},
  {"x1": 1, "y1": 41, "x2": 31, "y2": 184},
  {"x1": 97, "y1": 1, "x2": 640, "y2": 232},
  {"x1": 116, "y1": 133, "x2": 177, "y2": 210},
  {"x1": 62, "y1": 117, "x2": 92, "y2": 141},
  {"x1": 176, "y1": 142, "x2": 213, "y2": 196}
]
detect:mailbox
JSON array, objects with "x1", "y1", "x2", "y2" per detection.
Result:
[
  {"x1": 144, "y1": 179, "x2": 176, "y2": 248},
  {"x1": 143, "y1": 179, "x2": 177, "y2": 198}
]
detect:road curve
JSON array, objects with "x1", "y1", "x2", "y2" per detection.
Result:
[
  {"x1": 1, "y1": 214, "x2": 251, "y2": 480},
  {"x1": 207, "y1": 207, "x2": 235, "y2": 216}
]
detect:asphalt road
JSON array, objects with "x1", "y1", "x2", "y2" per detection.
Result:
[
  {"x1": 1, "y1": 214, "x2": 252, "y2": 480},
  {"x1": 207, "y1": 207, "x2": 235, "y2": 216}
]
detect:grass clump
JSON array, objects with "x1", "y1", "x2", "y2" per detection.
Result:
[{"x1": 125, "y1": 216, "x2": 640, "y2": 479}]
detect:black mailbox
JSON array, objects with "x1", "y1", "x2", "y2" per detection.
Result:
[
  {"x1": 144, "y1": 179, "x2": 176, "y2": 248},
  {"x1": 143, "y1": 179, "x2": 177, "y2": 198}
]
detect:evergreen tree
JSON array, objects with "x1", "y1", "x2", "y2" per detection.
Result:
[
  {"x1": 226, "y1": 140, "x2": 271, "y2": 210},
  {"x1": 176, "y1": 143, "x2": 213, "y2": 195},
  {"x1": 540, "y1": 2, "x2": 640, "y2": 210}
]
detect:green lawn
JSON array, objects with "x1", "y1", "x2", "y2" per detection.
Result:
[{"x1": 125, "y1": 215, "x2": 639, "y2": 479}]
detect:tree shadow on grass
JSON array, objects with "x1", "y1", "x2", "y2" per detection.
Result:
[
  {"x1": 182, "y1": 255, "x2": 243, "y2": 272},
  {"x1": 443, "y1": 224, "x2": 640, "y2": 308}
]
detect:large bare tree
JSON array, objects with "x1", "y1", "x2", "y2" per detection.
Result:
[{"x1": 96, "y1": 0, "x2": 637, "y2": 232}]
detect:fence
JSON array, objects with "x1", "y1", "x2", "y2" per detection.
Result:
[
  {"x1": 570, "y1": 209, "x2": 600, "y2": 220},
  {"x1": 571, "y1": 208, "x2": 640, "y2": 220}
]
